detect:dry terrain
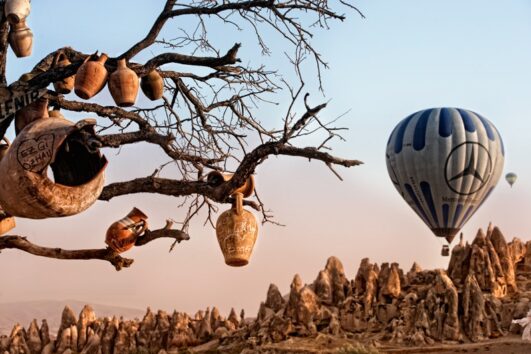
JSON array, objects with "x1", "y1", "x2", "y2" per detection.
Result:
[{"x1": 0, "y1": 224, "x2": 530, "y2": 353}]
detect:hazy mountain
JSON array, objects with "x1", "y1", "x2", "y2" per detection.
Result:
[{"x1": 0, "y1": 300, "x2": 145, "y2": 335}]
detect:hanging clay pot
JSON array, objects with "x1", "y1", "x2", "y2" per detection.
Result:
[
  {"x1": 207, "y1": 171, "x2": 255, "y2": 198},
  {"x1": 215, "y1": 193, "x2": 259, "y2": 266},
  {"x1": 15, "y1": 97, "x2": 49, "y2": 135},
  {"x1": 140, "y1": 70, "x2": 164, "y2": 101},
  {"x1": 8, "y1": 19, "x2": 32, "y2": 58},
  {"x1": 105, "y1": 207, "x2": 148, "y2": 253},
  {"x1": 52, "y1": 52, "x2": 75, "y2": 94},
  {"x1": 0, "y1": 117, "x2": 107, "y2": 219},
  {"x1": 74, "y1": 53, "x2": 109, "y2": 100},
  {"x1": 4, "y1": 0, "x2": 30, "y2": 25},
  {"x1": 108, "y1": 59, "x2": 139, "y2": 107}
]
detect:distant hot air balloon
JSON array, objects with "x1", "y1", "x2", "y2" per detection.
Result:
[
  {"x1": 505, "y1": 172, "x2": 517, "y2": 187},
  {"x1": 386, "y1": 108, "x2": 504, "y2": 245}
]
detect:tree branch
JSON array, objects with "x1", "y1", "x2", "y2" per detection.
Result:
[
  {"x1": 143, "y1": 43, "x2": 241, "y2": 71},
  {"x1": 119, "y1": 0, "x2": 177, "y2": 60},
  {"x1": 0, "y1": 224, "x2": 190, "y2": 271},
  {"x1": 0, "y1": 13, "x2": 9, "y2": 86}
]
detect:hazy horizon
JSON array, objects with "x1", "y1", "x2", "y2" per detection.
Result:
[{"x1": 1, "y1": 0, "x2": 531, "y2": 318}]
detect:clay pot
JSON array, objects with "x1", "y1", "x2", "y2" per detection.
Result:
[
  {"x1": 15, "y1": 97, "x2": 49, "y2": 135},
  {"x1": 207, "y1": 171, "x2": 255, "y2": 198},
  {"x1": 8, "y1": 19, "x2": 32, "y2": 58},
  {"x1": 74, "y1": 53, "x2": 109, "y2": 99},
  {"x1": 140, "y1": 70, "x2": 164, "y2": 101},
  {"x1": 215, "y1": 193, "x2": 258, "y2": 266},
  {"x1": 0, "y1": 118, "x2": 107, "y2": 219},
  {"x1": 105, "y1": 208, "x2": 148, "y2": 253},
  {"x1": 4, "y1": 0, "x2": 30, "y2": 25},
  {"x1": 52, "y1": 52, "x2": 75, "y2": 94},
  {"x1": 108, "y1": 59, "x2": 139, "y2": 107}
]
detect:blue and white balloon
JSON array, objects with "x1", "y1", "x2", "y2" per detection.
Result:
[{"x1": 386, "y1": 108, "x2": 504, "y2": 244}]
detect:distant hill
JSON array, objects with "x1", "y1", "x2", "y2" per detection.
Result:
[{"x1": 0, "y1": 300, "x2": 145, "y2": 335}]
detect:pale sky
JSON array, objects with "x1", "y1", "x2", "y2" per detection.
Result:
[{"x1": 1, "y1": 0, "x2": 531, "y2": 317}]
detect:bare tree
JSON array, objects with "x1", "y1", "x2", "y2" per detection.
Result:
[{"x1": 0, "y1": 0, "x2": 363, "y2": 270}]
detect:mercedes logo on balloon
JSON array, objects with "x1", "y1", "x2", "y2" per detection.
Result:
[{"x1": 444, "y1": 142, "x2": 493, "y2": 196}]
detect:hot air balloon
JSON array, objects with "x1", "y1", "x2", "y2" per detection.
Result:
[
  {"x1": 505, "y1": 172, "x2": 517, "y2": 187},
  {"x1": 386, "y1": 108, "x2": 504, "y2": 248}
]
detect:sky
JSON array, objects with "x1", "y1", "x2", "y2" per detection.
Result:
[{"x1": 1, "y1": 0, "x2": 531, "y2": 318}]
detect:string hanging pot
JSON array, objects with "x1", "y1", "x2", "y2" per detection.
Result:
[
  {"x1": 140, "y1": 70, "x2": 164, "y2": 101},
  {"x1": 8, "y1": 19, "x2": 32, "y2": 58},
  {"x1": 0, "y1": 117, "x2": 107, "y2": 219},
  {"x1": 74, "y1": 53, "x2": 109, "y2": 99},
  {"x1": 52, "y1": 52, "x2": 75, "y2": 94},
  {"x1": 4, "y1": 0, "x2": 30, "y2": 25},
  {"x1": 105, "y1": 208, "x2": 148, "y2": 253},
  {"x1": 108, "y1": 59, "x2": 139, "y2": 107},
  {"x1": 215, "y1": 193, "x2": 259, "y2": 267}
]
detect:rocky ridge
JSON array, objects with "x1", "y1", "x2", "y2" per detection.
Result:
[{"x1": 1, "y1": 224, "x2": 530, "y2": 353}]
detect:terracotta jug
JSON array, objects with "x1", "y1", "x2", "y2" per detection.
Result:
[
  {"x1": 8, "y1": 19, "x2": 32, "y2": 58},
  {"x1": 52, "y1": 52, "x2": 75, "y2": 94},
  {"x1": 108, "y1": 59, "x2": 139, "y2": 107},
  {"x1": 140, "y1": 70, "x2": 164, "y2": 101},
  {"x1": 207, "y1": 171, "x2": 255, "y2": 198},
  {"x1": 74, "y1": 53, "x2": 109, "y2": 99},
  {"x1": 105, "y1": 208, "x2": 148, "y2": 253},
  {"x1": 0, "y1": 118, "x2": 107, "y2": 219},
  {"x1": 215, "y1": 193, "x2": 259, "y2": 266},
  {"x1": 15, "y1": 97, "x2": 49, "y2": 135},
  {"x1": 4, "y1": 0, "x2": 30, "y2": 25}
]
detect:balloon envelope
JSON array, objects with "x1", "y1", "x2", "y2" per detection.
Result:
[
  {"x1": 386, "y1": 108, "x2": 504, "y2": 243},
  {"x1": 505, "y1": 172, "x2": 517, "y2": 187}
]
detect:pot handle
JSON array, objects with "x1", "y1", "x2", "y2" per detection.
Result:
[
  {"x1": 233, "y1": 192, "x2": 244, "y2": 216},
  {"x1": 81, "y1": 51, "x2": 98, "y2": 65},
  {"x1": 52, "y1": 51, "x2": 64, "y2": 67},
  {"x1": 133, "y1": 219, "x2": 148, "y2": 236}
]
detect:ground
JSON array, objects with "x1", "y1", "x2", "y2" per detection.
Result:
[{"x1": 191, "y1": 335, "x2": 531, "y2": 353}]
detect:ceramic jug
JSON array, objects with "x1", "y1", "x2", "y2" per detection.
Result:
[
  {"x1": 215, "y1": 193, "x2": 258, "y2": 266},
  {"x1": 74, "y1": 53, "x2": 109, "y2": 99},
  {"x1": 108, "y1": 59, "x2": 139, "y2": 107},
  {"x1": 105, "y1": 208, "x2": 148, "y2": 253},
  {"x1": 52, "y1": 52, "x2": 75, "y2": 94},
  {"x1": 140, "y1": 70, "x2": 164, "y2": 101},
  {"x1": 0, "y1": 118, "x2": 107, "y2": 219},
  {"x1": 8, "y1": 19, "x2": 32, "y2": 57}
]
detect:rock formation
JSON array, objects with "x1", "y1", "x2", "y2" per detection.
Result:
[{"x1": 0, "y1": 225, "x2": 530, "y2": 353}]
